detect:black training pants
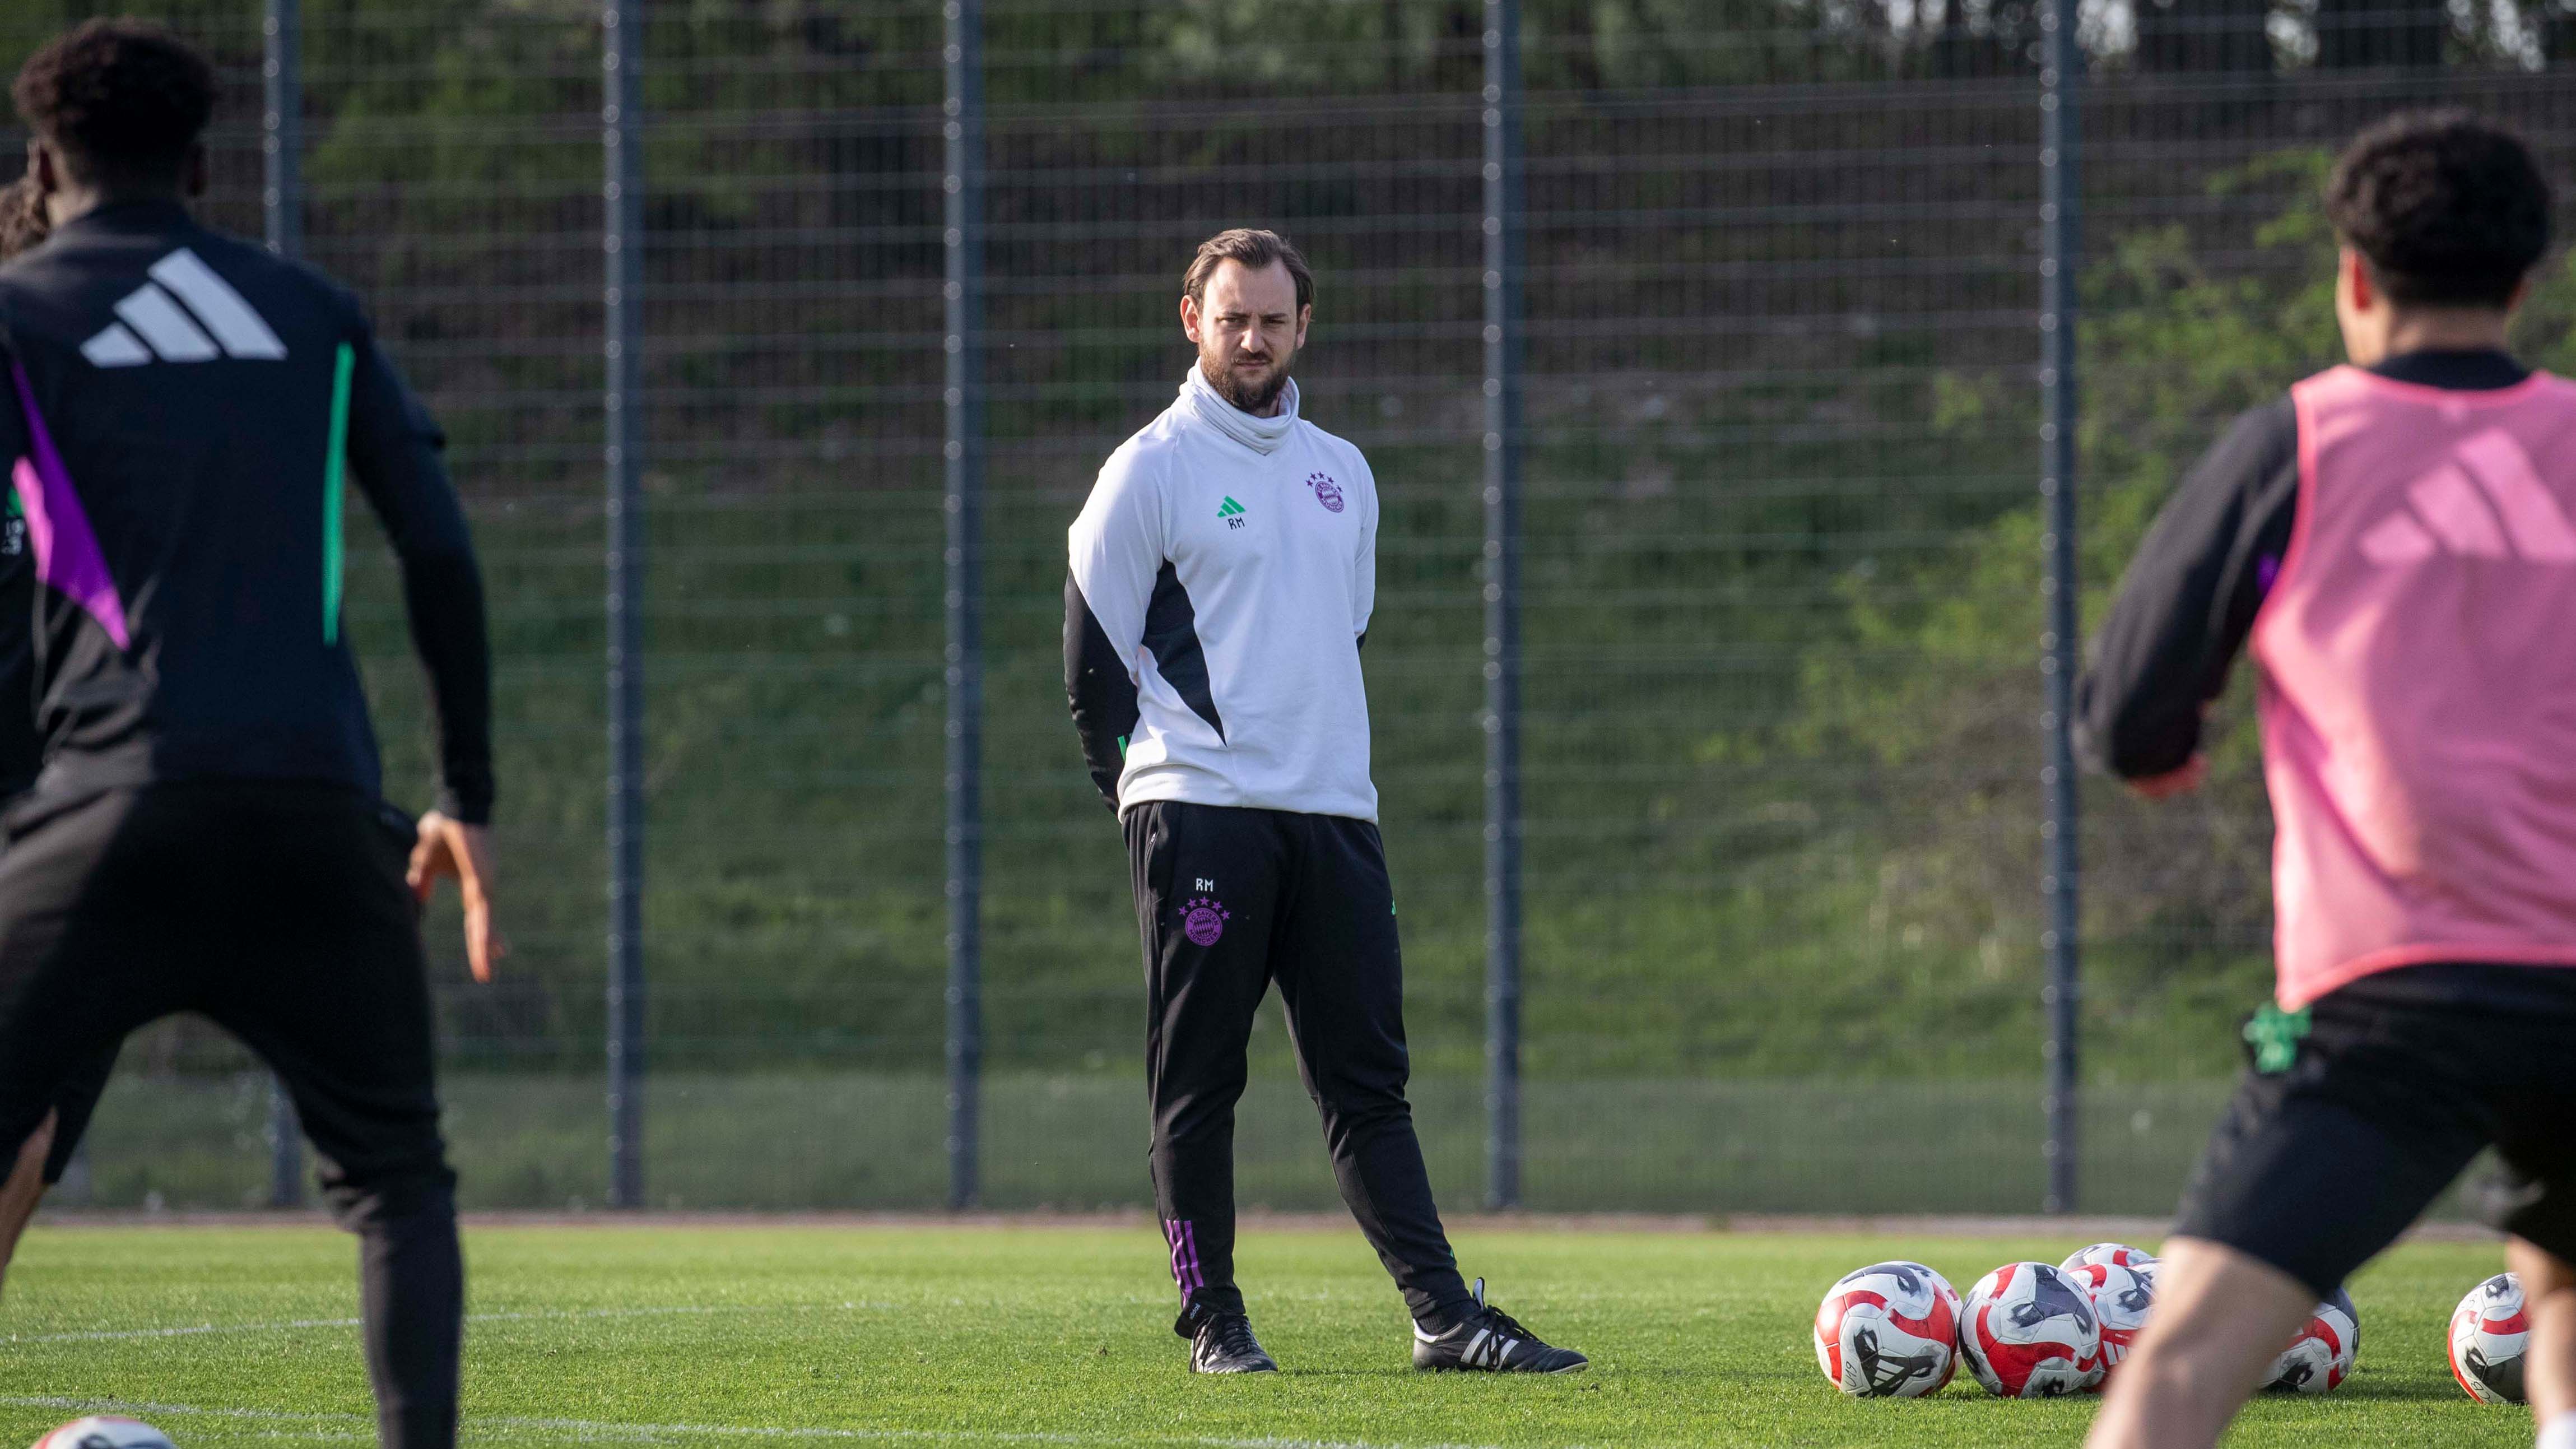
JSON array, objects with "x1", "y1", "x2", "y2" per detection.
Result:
[
  {"x1": 1125, "y1": 800, "x2": 1472, "y2": 1326},
  {"x1": 0, "y1": 782, "x2": 463, "y2": 1449}
]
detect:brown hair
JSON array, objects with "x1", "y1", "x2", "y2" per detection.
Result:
[
  {"x1": 1184, "y1": 228, "x2": 1313, "y2": 312},
  {"x1": 0, "y1": 176, "x2": 48, "y2": 260}
]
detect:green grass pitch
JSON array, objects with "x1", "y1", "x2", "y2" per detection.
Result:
[{"x1": 0, "y1": 1222, "x2": 2535, "y2": 1447}]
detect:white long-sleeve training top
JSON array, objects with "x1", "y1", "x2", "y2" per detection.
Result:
[{"x1": 1066, "y1": 369, "x2": 1379, "y2": 821}]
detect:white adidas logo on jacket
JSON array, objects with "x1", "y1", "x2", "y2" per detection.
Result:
[{"x1": 80, "y1": 248, "x2": 289, "y2": 368}]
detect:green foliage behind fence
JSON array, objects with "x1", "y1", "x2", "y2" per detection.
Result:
[{"x1": 6, "y1": 1, "x2": 2573, "y2": 1208}]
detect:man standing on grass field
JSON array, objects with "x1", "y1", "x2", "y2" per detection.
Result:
[
  {"x1": 0, "y1": 22, "x2": 499, "y2": 1448},
  {"x1": 1065, "y1": 228, "x2": 1585, "y2": 1376},
  {"x1": 2079, "y1": 111, "x2": 2576, "y2": 1449}
]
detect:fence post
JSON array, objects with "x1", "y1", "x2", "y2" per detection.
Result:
[
  {"x1": 262, "y1": 0, "x2": 307, "y2": 1212},
  {"x1": 2037, "y1": 0, "x2": 2082, "y2": 1216},
  {"x1": 1480, "y1": 0, "x2": 1526, "y2": 1213},
  {"x1": 602, "y1": 0, "x2": 648, "y2": 1211},
  {"x1": 941, "y1": 0, "x2": 987, "y2": 1213}
]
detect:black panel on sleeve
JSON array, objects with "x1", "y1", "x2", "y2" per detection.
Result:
[
  {"x1": 343, "y1": 334, "x2": 493, "y2": 823},
  {"x1": 1065, "y1": 573, "x2": 1140, "y2": 811},
  {"x1": 2075, "y1": 398, "x2": 2297, "y2": 779},
  {"x1": 1143, "y1": 561, "x2": 1225, "y2": 743}
]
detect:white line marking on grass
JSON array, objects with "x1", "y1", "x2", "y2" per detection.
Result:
[
  {"x1": 13, "y1": 1301, "x2": 901, "y2": 1344},
  {"x1": 0, "y1": 1397, "x2": 1529, "y2": 1449},
  {"x1": 20, "y1": 1313, "x2": 365, "y2": 1343},
  {"x1": 0, "y1": 1398, "x2": 369, "y2": 1442}
]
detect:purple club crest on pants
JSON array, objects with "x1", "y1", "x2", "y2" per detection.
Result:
[{"x1": 1182, "y1": 896, "x2": 1230, "y2": 946}]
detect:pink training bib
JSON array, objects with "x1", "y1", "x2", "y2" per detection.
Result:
[{"x1": 2252, "y1": 365, "x2": 2576, "y2": 1008}]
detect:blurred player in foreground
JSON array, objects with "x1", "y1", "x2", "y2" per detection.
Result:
[
  {"x1": 1066, "y1": 228, "x2": 1584, "y2": 1375},
  {"x1": 2077, "y1": 111, "x2": 2576, "y2": 1449},
  {"x1": 0, "y1": 170, "x2": 123, "y2": 1282},
  {"x1": 0, "y1": 22, "x2": 498, "y2": 1447}
]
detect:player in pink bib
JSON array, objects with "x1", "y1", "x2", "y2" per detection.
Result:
[{"x1": 2081, "y1": 113, "x2": 2576, "y2": 1449}]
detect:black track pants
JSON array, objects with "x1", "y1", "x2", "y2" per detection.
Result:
[
  {"x1": 0, "y1": 782, "x2": 464, "y2": 1449},
  {"x1": 1124, "y1": 800, "x2": 1472, "y2": 1326}
]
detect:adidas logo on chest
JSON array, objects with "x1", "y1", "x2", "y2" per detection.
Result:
[{"x1": 81, "y1": 248, "x2": 287, "y2": 368}]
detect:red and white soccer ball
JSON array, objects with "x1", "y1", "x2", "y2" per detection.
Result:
[
  {"x1": 2066, "y1": 1260, "x2": 2156, "y2": 1386},
  {"x1": 2265, "y1": 1287, "x2": 2359, "y2": 1394},
  {"x1": 2449, "y1": 1272, "x2": 2529, "y2": 1404},
  {"x1": 1812, "y1": 1260, "x2": 1965, "y2": 1398},
  {"x1": 30, "y1": 1419, "x2": 177, "y2": 1449},
  {"x1": 1959, "y1": 1261, "x2": 2104, "y2": 1398},
  {"x1": 2061, "y1": 1242, "x2": 2159, "y2": 1281}
]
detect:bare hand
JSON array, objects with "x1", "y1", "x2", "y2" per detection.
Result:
[
  {"x1": 408, "y1": 811, "x2": 503, "y2": 983},
  {"x1": 2128, "y1": 754, "x2": 2209, "y2": 801}
]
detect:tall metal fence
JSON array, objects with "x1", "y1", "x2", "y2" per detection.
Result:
[{"x1": 7, "y1": 0, "x2": 2573, "y2": 1215}]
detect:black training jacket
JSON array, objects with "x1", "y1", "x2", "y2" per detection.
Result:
[
  {"x1": 2073, "y1": 349, "x2": 2531, "y2": 781},
  {"x1": 0, "y1": 200, "x2": 492, "y2": 821}
]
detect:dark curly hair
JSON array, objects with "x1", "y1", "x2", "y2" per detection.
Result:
[
  {"x1": 2325, "y1": 110, "x2": 2553, "y2": 310},
  {"x1": 0, "y1": 176, "x2": 48, "y2": 260},
  {"x1": 11, "y1": 19, "x2": 218, "y2": 191}
]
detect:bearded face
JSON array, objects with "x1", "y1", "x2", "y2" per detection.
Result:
[
  {"x1": 1184, "y1": 257, "x2": 1308, "y2": 417},
  {"x1": 1199, "y1": 341, "x2": 1295, "y2": 415}
]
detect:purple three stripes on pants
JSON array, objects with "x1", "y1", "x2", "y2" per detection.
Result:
[{"x1": 1164, "y1": 1219, "x2": 1206, "y2": 1300}]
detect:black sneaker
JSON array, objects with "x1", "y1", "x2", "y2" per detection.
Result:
[
  {"x1": 1176, "y1": 1301, "x2": 1279, "y2": 1374},
  {"x1": 1411, "y1": 1278, "x2": 1588, "y2": 1374}
]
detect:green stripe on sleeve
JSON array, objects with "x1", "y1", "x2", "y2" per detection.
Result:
[{"x1": 322, "y1": 342, "x2": 354, "y2": 644}]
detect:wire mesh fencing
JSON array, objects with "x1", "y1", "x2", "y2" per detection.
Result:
[{"x1": 6, "y1": 0, "x2": 2573, "y2": 1214}]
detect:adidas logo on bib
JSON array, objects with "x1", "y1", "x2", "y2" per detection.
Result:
[
  {"x1": 2359, "y1": 428, "x2": 2576, "y2": 565},
  {"x1": 80, "y1": 249, "x2": 288, "y2": 368}
]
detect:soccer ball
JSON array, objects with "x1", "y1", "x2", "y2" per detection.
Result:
[
  {"x1": 2067, "y1": 1260, "x2": 2156, "y2": 1385},
  {"x1": 1959, "y1": 1261, "x2": 2104, "y2": 1398},
  {"x1": 2062, "y1": 1242, "x2": 2159, "y2": 1280},
  {"x1": 2449, "y1": 1272, "x2": 2529, "y2": 1404},
  {"x1": 1812, "y1": 1260, "x2": 1964, "y2": 1397},
  {"x1": 30, "y1": 1420, "x2": 177, "y2": 1449},
  {"x1": 2265, "y1": 1288, "x2": 2359, "y2": 1393}
]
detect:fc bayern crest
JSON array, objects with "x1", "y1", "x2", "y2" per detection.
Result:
[
  {"x1": 1182, "y1": 896, "x2": 1230, "y2": 946},
  {"x1": 1305, "y1": 471, "x2": 1345, "y2": 513}
]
